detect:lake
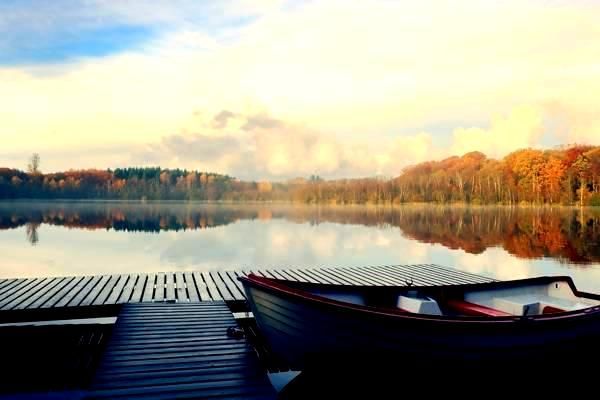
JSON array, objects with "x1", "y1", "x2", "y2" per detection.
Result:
[{"x1": 1, "y1": 201, "x2": 600, "y2": 292}]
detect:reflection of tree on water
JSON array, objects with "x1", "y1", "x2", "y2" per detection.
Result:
[
  {"x1": 1, "y1": 203, "x2": 599, "y2": 263},
  {"x1": 26, "y1": 222, "x2": 40, "y2": 246}
]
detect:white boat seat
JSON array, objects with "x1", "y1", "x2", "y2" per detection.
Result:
[
  {"x1": 397, "y1": 293, "x2": 442, "y2": 315},
  {"x1": 492, "y1": 294, "x2": 590, "y2": 316}
]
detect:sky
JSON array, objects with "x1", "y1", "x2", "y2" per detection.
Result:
[{"x1": 1, "y1": 0, "x2": 600, "y2": 180}]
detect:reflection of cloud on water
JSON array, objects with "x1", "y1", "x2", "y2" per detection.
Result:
[
  {"x1": 453, "y1": 249, "x2": 533, "y2": 281},
  {"x1": 308, "y1": 229, "x2": 338, "y2": 259},
  {"x1": 375, "y1": 233, "x2": 391, "y2": 247},
  {"x1": 157, "y1": 220, "x2": 428, "y2": 271},
  {"x1": 449, "y1": 248, "x2": 600, "y2": 293},
  {"x1": 404, "y1": 243, "x2": 429, "y2": 264},
  {"x1": 269, "y1": 232, "x2": 291, "y2": 252}
]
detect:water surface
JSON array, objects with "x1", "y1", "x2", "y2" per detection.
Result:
[{"x1": 1, "y1": 201, "x2": 599, "y2": 292}]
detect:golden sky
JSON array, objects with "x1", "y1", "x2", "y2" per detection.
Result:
[{"x1": 1, "y1": 0, "x2": 599, "y2": 178}]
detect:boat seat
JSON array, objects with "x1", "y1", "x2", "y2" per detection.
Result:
[
  {"x1": 397, "y1": 293, "x2": 442, "y2": 315},
  {"x1": 491, "y1": 295, "x2": 590, "y2": 316},
  {"x1": 445, "y1": 299, "x2": 512, "y2": 317}
]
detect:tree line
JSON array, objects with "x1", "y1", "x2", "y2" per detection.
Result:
[{"x1": 1, "y1": 145, "x2": 599, "y2": 205}]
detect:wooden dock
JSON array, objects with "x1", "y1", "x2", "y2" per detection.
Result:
[
  {"x1": 0, "y1": 265, "x2": 495, "y2": 398},
  {"x1": 89, "y1": 302, "x2": 276, "y2": 400},
  {"x1": 0, "y1": 265, "x2": 494, "y2": 311}
]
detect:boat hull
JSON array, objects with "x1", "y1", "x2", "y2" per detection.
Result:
[{"x1": 242, "y1": 277, "x2": 600, "y2": 371}]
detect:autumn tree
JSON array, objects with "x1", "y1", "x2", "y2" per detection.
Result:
[
  {"x1": 505, "y1": 149, "x2": 546, "y2": 203},
  {"x1": 573, "y1": 154, "x2": 591, "y2": 207},
  {"x1": 585, "y1": 148, "x2": 600, "y2": 193},
  {"x1": 540, "y1": 155, "x2": 566, "y2": 204}
]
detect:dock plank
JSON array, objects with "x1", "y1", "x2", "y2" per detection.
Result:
[
  {"x1": 79, "y1": 274, "x2": 112, "y2": 306},
  {"x1": 209, "y1": 272, "x2": 234, "y2": 302},
  {"x1": 2, "y1": 278, "x2": 55, "y2": 310},
  {"x1": 165, "y1": 273, "x2": 176, "y2": 302},
  {"x1": 319, "y1": 268, "x2": 362, "y2": 285},
  {"x1": 349, "y1": 267, "x2": 391, "y2": 285},
  {"x1": 218, "y1": 272, "x2": 245, "y2": 301},
  {"x1": 274, "y1": 269, "x2": 298, "y2": 282},
  {"x1": 76, "y1": 275, "x2": 109, "y2": 307},
  {"x1": 56, "y1": 275, "x2": 95, "y2": 307},
  {"x1": 282, "y1": 269, "x2": 315, "y2": 283},
  {"x1": 154, "y1": 273, "x2": 165, "y2": 302},
  {"x1": 117, "y1": 274, "x2": 139, "y2": 304},
  {"x1": 0, "y1": 278, "x2": 49, "y2": 309},
  {"x1": 360, "y1": 266, "x2": 410, "y2": 286},
  {"x1": 381, "y1": 265, "x2": 452, "y2": 286},
  {"x1": 226, "y1": 271, "x2": 246, "y2": 298},
  {"x1": 369, "y1": 265, "x2": 429, "y2": 286},
  {"x1": 302, "y1": 268, "x2": 340, "y2": 285},
  {"x1": 393, "y1": 264, "x2": 459, "y2": 284},
  {"x1": 0, "y1": 278, "x2": 38, "y2": 305},
  {"x1": 141, "y1": 274, "x2": 156, "y2": 303},
  {"x1": 184, "y1": 272, "x2": 200, "y2": 302},
  {"x1": 40, "y1": 276, "x2": 83, "y2": 308},
  {"x1": 129, "y1": 274, "x2": 147, "y2": 303},
  {"x1": 201, "y1": 272, "x2": 222, "y2": 301},
  {"x1": 393, "y1": 264, "x2": 464, "y2": 285},
  {"x1": 421, "y1": 263, "x2": 491, "y2": 283},
  {"x1": 175, "y1": 272, "x2": 187, "y2": 302},
  {"x1": 260, "y1": 270, "x2": 278, "y2": 279},
  {"x1": 16, "y1": 277, "x2": 69, "y2": 310},
  {"x1": 192, "y1": 272, "x2": 211, "y2": 301},
  {"x1": 105, "y1": 274, "x2": 130, "y2": 305},
  {"x1": 0, "y1": 279, "x2": 28, "y2": 303},
  {"x1": 0, "y1": 278, "x2": 18, "y2": 294},
  {"x1": 90, "y1": 302, "x2": 276, "y2": 399}
]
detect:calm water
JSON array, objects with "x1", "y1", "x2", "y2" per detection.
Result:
[{"x1": 1, "y1": 201, "x2": 600, "y2": 292}]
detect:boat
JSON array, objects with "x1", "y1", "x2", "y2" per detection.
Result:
[{"x1": 239, "y1": 273, "x2": 600, "y2": 372}]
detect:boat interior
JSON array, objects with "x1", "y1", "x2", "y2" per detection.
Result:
[{"x1": 296, "y1": 277, "x2": 600, "y2": 317}]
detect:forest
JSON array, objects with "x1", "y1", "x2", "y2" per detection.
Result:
[{"x1": 1, "y1": 145, "x2": 599, "y2": 205}]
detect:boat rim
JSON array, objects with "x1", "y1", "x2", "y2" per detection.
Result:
[{"x1": 240, "y1": 274, "x2": 600, "y2": 324}]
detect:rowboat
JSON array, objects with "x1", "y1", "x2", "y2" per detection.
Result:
[{"x1": 239, "y1": 273, "x2": 600, "y2": 372}]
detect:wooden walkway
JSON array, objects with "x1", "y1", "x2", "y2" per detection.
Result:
[
  {"x1": 0, "y1": 265, "x2": 494, "y2": 310},
  {"x1": 89, "y1": 302, "x2": 276, "y2": 399}
]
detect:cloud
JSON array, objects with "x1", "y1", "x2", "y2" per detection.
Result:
[
  {"x1": 163, "y1": 134, "x2": 240, "y2": 161},
  {"x1": 242, "y1": 114, "x2": 283, "y2": 131},
  {"x1": 252, "y1": 124, "x2": 342, "y2": 177},
  {"x1": 377, "y1": 133, "x2": 436, "y2": 175},
  {"x1": 129, "y1": 110, "x2": 434, "y2": 179},
  {"x1": 543, "y1": 102, "x2": 600, "y2": 145},
  {"x1": 450, "y1": 106, "x2": 544, "y2": 158},
  {"x1": 134, "y1": 132, "x2": 242, "y2": 173},
  {"x1": 212, "y1": 110, "x2": 237, "y2": 129}
]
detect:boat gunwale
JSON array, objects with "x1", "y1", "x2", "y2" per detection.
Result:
[{"x1": 239, "y1": 274, "x2": 600, "y2": 324}]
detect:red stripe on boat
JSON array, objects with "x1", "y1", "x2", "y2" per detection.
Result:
[
  {"x1": 542, "y1": 305, "x2": 565, "y2": 314},
  {"x1": 446, "y1": 299, "x2": 512, "y2": 317}
]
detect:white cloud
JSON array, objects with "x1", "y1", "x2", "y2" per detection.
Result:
[
  {"x1": 450, "y1": 106, "x2": 544, "y2": 158},
  {"x1": 129, "y1": 110, "x2": 434, "y2": 179},
  {"x1": 544, "y1": 102, "x2": 600, "y2": 145},
  {"x1": 376, "y1": 133, "x2": 435, "y2": 175}
]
